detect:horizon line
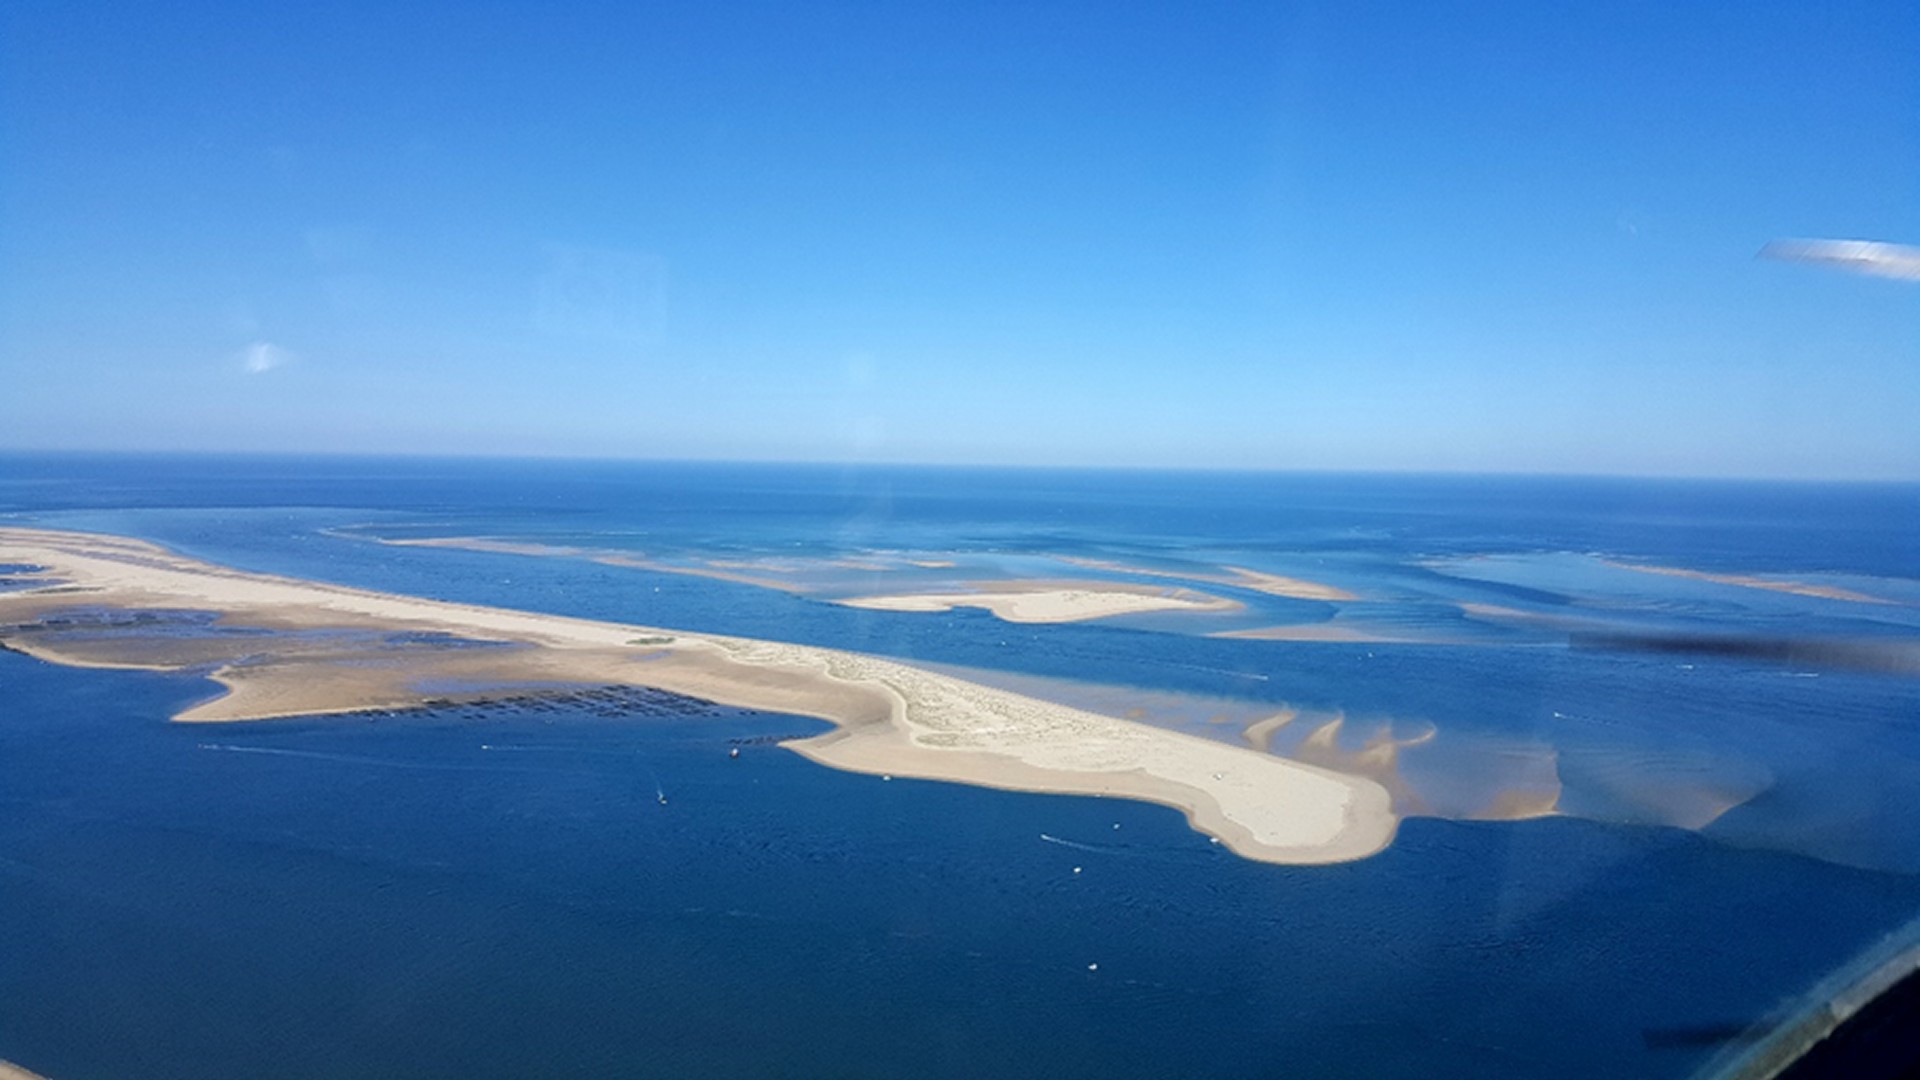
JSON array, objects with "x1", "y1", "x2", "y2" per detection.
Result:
[{"x1": 1, "y1": 445, "x2": 1915, "y2": 486}]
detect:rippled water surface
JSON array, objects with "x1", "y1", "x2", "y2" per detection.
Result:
[{"x1": 2, "y1": 454, "x2": 1918, "y2": 1078}]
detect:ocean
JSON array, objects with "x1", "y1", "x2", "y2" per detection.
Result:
[{"x1": 2, "y1": 453, "x2": 1918, "y2": 1078}]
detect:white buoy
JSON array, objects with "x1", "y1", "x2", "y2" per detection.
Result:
[
  {"x1": 1087, "y1": 963, "x2": 1098, "y2": 972},
  {"x1": 729, "y1": 747, "x2": 740, "y2": 759}
]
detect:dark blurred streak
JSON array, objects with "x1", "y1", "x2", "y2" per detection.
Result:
[
  {"x1": 1571, "y1": 633, "x2": 1920, "y2": 677},
  {"x1": 1642, "y1": 1022, "x2": 1758, "y2": 1050}
]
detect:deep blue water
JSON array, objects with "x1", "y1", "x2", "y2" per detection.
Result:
[
  {"x1": 6, "y1": 653, "x2": 1918, "y2": 1080},
  {"x1": 4, "y1": 453, "x2": 1918, "y2": 576},
  {"x1": 2, "y1": 454, "x2": 1919, "y2": 1078}
]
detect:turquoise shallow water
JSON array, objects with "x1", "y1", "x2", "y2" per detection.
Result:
[{"x1": 2, "y1": 454, "x2": 1919, "y2": 1077}]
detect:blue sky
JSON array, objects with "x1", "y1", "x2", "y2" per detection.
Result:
[{"x1": 2, "y1": 1, "x2": 1914, "y2": 477}]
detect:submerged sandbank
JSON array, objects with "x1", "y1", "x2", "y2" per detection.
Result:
[
  {"x1": 1212, "y1": 622, "x2": 1449, "y2": 644},
  {"x1": 377, "y1": 535, "x2": 807, "y2": 592},
  {"x1": 362, "y1": 533, "x2": 1355, "y2": 617},
  {"x1": 0, "y1": 527, "x2": 1396, "y2": 866},
  {"x1": 1059, "y1": 556, "x2": 1358, "y2": 602}
]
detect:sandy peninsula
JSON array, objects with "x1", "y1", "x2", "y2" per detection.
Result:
[
  {"x1": 0, "y1": 527, "x2": 1395, "y2": 866},
  {"x1": 834, "y1": 580, "x2": 1242, "y2": 624}
]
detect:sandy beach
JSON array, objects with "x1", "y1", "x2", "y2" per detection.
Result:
[
  {"x1": 834, "y1": 580, "x2": 1242, "y2": 623},
  {"x1": 0, "y1": 527, "x2": 1396, "y2": 865}
]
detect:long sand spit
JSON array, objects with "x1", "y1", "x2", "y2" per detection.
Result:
[{"x1": 0, "y1": 527, "x2": 1396, "y2": 866}]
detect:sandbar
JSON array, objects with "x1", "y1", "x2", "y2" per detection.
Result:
[
  {"x1": 367, "y1": 536, "x2": 1357, "y2": 610},
  {"x1": 834, "y1": 579, "x2": 1242, "y2": 624},
  {"x1": 1602, "y1": 559, "x2": 1896, "y2": 605},
  {"x1": 374, "y1": 535, "x2": 809, "y2": 593},
  {"x1": 0, "y1": 527, "x2": 1396, "y2": 866},
  {"x1": 1059, "y1": 556, "x2": 1358, "y2": 602}
]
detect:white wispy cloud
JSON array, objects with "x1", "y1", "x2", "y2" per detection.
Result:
[
  {"x1": 1760, "y1": 239, "x2": 1920, "y2": 282},
  {"x1": 240, "y1": 342, "x2": 296, "y2": 374}
]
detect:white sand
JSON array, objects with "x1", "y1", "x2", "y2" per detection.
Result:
[
  {"x1": 835, "y1": 581, "x2": 1241, "y2": 623},
  {"x1": 0, "y1": 527, "x2": 1396, "y2": 865}
]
